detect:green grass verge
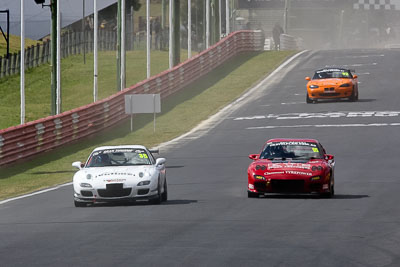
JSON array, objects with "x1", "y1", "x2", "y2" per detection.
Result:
[
  {"x1": 0, "y1": 34, "x2": 42, "y2": 56},
  {"x1": 0, "y1": 50, "x2": 295, "y2": 200}
]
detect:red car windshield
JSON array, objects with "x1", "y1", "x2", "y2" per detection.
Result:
[{"x1": 260, "y1": 141, "x2": 323, "y2": 160}]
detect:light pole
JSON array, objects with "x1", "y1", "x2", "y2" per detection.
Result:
[
  {"x1": 94, "y1": 0, "x2": 98, "y2": 102},
  {"x1": 146, "y1": 0, "x2": 150, "y2": 78},
  {"x1": 284, "y1": 0, "x2": 289, "y2": 34},
  {"x1": 116, "y1": 0, "x2": 122, "y2": 91},
  {"x1": 20, "y1": 2, "x2": 25, "y2": 124},
  {"x1": 206, "y1": 0, "x2": 209, "y2": 49},
  {"x1": 34, "y1": 0, "x2": 58, "y2": 115},
  {"x1": 188, "y1": 0, "x2": 191, "y2": 58},
  {"x1": 225, "y1": 0, "x2": 230, "y2": 35}
]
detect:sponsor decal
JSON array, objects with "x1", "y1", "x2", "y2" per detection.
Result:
[
  {"x1": 268, "y1": 163, "x2": 311, "y2": 170},
  {"x1": 268, "y1": 141, "x2": 316, "y2": 147},
  {"x1": 104, "y1": 179, "x2": 126, "y2": 183},
  {"x1": 97, "y1": 172, "x2": 134, "y2": 177},
  {"x1": 264, "y1": 171, "x2": 285, "y2": 175},
  {"x1": 312, "y1": 147, "x2": 319, "y2": 152},
  {"x1": 285, "y1": 170, "x2": 312, "y2": 176},
  {"x1": 316, "y1": 68, "x2": 347, "y2": 73}
]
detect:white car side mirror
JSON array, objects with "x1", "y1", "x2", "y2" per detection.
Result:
[
  {"x1": 155, "y1": 158, "x2": 166, "y2": 166},
  {"x1": 72, "y1": 161, "x2": 83, "y2": 170}
]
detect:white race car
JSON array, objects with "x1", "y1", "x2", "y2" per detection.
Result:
[{"x1": 72, "y1": 145, "x2": 167, "y2": 207}]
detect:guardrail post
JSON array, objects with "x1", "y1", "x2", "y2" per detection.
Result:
[
  {"x1": 71, "y1": 113, "x2": 80, "y2": 139},
  {"x1": 53, "y1": 119, "x2": 63, "y2": 145},
  {"x1": 0, "y1": 135, "x2": 4, "y2": 159},
  {"x1": 35, "y1": 123, "x2": 45, "y2": 151}
]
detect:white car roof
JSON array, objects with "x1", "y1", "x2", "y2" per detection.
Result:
[{"x1": 91, "y1": 145, "x2": 148, "y2": 152}]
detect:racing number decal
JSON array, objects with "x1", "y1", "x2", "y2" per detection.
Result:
[{"x1": 139, "y1": 153, "x2": 148, "y2": 159}]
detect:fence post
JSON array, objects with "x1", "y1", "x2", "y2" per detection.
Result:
[
  {"x1": 35, "y1": 43, "x2": 40, "y2": 67},
  {"x1": 68, "y1": 31, "x2": 72, "y2": 56},
  {"x1": 6, "y1": 55, "x2": 11, "y2": 76},
  {"x1": 40, "y1": 41, "x2": 45, "y2": 64},
  {"x1": 25, "y1": 47, "x2": 29, "y2": 69},
  {"x1": 100, "y1": 29, "x2": 104, "y2": 51},
  {"x1": 11, "y1": 53, "x2": 16, "y2": 74},
  {"x1": 44, "y1": 41, "x2": 49, "y2": 63},
  {"x1": 77, "y1": 31, "x2": 81, "y2": 54},
  {"x1": 16, "y1": 51, "x2": 20, "y2": 74},
  {"x1": 0, "y1": 57, "x2": 7, "y2": 78},
  {"x1": 61, "y1": 34, "x2": 65, "y2": 58},
  {"x1": 25, "y1": 46, "x2": 31, "y2": 69},
  {"x1": 30, "y1": 45, "x2": 35, "y2": 68}
]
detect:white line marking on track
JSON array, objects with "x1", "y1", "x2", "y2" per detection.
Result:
[
  {"x1": 342, "y1": 54, "x2": 384, "y2": 58},
  {"x1": 342, "y1": 63, "x2": 377, "y2": 67},
  {"x1": 234, "y1": 111, "x2": 400, "y2": 121},
  {"x1": 281, "y1": 102, "x2": 303, "y2": 105},
  {"x1": 247, "y1": 123, "x2": 400, "y2": 130},
  {"x1": 0, "y1": 182, "x2": 73, "y2": 205}
]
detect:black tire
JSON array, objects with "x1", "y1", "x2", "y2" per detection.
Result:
[
  {"x1": 248, "y1": 191, "x2": 259, "y2": 198},
  {"x1": 161, "y1": 179, "x2": 168, "y2": 202},
  {"x1": 150, "y1": 181, "x2": 162, "y2": 205},
  {"x1": 349, "y1": 89, "x2": 356, "y2": 102},
  {"x1": 306, "y1": 94, "x2": 312, "y2": 104},
  {"x1": 321, "y1": 178, "x2": 334, "y2": 198},
  {"x1": 74, "y1": 200, "x2": 87, "y2": 207}
]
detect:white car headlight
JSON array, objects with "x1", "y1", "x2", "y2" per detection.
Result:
[
  {"x1": 80, "y1": 183, "x2": 92, "y2": 188},
  {"x1": 137, "y1": 181, "x2": 150, "y2": 186}
]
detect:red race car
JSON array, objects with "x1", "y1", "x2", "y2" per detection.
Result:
[{"x1": 247, "y1": 138, "x2": 335, "y2": 198}]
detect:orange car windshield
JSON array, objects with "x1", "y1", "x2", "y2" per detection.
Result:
[{"x1": 313, "y1": 70, "x2": 351, "y2": 79}]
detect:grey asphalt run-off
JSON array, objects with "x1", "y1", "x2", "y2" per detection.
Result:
[{"x1": 1, "y1": 49, "x2": 400, "y2": 267}]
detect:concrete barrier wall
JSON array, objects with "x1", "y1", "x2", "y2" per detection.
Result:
[{"x1": 0, "y1": 30, "x2": 264, "y2": 166}]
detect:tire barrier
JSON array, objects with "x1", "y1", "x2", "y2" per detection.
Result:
[
  {"x1": 0, "y1": 30, "x2": 264, "y2": 166},
  {"x1": 280, "y1": 34, "x2": 300, "y2": 50}
]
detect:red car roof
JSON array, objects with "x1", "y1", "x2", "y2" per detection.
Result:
[{"x1": 266, "y1": 138, "x2": 319, "y2": 143}]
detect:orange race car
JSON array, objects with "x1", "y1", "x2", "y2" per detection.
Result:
[{"x1": 305, "y1": 68, "x2": 359, "y2": 103}]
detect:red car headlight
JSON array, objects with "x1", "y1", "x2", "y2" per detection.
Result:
[
  {"x1": 311, "y1": 166, "x2": 322, "y2": 171},
  {"x1": 254, "y1": 175, "x2": 265, "y2": 180}
]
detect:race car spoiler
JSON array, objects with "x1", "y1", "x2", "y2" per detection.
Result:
[{"x1": 149, "y1": 149, "x2": 159, "y2": 154}]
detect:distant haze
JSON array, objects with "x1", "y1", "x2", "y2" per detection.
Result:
[{"x1": 0, "y1": 0, "x2": 117, "y2": 40}]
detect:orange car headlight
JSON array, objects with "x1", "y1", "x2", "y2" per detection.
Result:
[
  {"x1": 309, "y1": 84, "x2": 319, "y2": 89},
  {"x1": 339, "y1": 83, "x2": 351, "y2": 87}
]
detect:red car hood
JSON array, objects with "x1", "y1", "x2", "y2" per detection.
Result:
[{"x1": 252, "y1": 159, "x2": 326, "y2": 178}]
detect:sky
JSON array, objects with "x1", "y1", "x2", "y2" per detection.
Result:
[{"x1": 0, "y1": 0, "x2": 117, "y2": 40}]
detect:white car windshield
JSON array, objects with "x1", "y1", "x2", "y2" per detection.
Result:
[
  {"x1": 260, "y1": 141, "x2": 323, "y2": 160},
  {"x1": 86, "y1": 148, "x2": 152, "y2": 167}
]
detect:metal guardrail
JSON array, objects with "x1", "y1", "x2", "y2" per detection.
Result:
[{"x1": 0, "y1": 30, "x2": 264, "y2": 166}]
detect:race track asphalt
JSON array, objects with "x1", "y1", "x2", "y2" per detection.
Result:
[{"x1": 1, "y1": 49, "x2": 400, "y2": 267}]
